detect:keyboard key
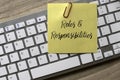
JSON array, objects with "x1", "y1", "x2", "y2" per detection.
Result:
[
  {"x1": 0, "y1": 28, "x2": 4, "y2": 34},
  {"x1": 107, "y1": 1, "x2": 120, "y2": 12},
  {"x1": 27, "y1": 58, "x2": 38, "y2": 68},
  {"x1": 114, "y1": 48, "x2": 120, "y2": 54},
  {"x1": 100, "y1": 25, "x2": 110, "y2": 35},
  {"x1": 99, "y1": 0, "x2": 109, "y2": 4},
  {"x1": 59, "y1": 54, "x2": 69, "y2": 59},
  {"x1": 6, "y1": 32, "x2": 16, "y2": 42},
  {"x1": 9, "y1": 52, "x2": 19, "y2": 62},
  {"x1": 105, "y1": 14, "x2": 115, "y2": 23},
  {"x1": 14, "y1": 40, "x2": 24, "y2": 50},
  {"x1": 97, "y1": 29, "x2": 101, "y2": 37},
  {"x1": 44, "y1": 32, "x2": 48, "y2": 41},
  {"x1": 30, "y1": 56, "x2": 80, "y2": 79},
  {"x1": 80, "y1": 54, "x2": 93, "y2": 64},
  {"x1": 0, "y1": 55, "x2": 9, "y2": 65},
  {"x1": 108, "y1": 32, "x2": 120, "y2": 44},
  {"x1": 16, "y1": 22, "x2": 25, "y2": 28},
  {"x1": 38, "y1": 55, "x2": 48, "y2": 65},
  {"x1": 0, "y1": 46, "x2": 4, "y2": 55},
  {"x1": 36, "y1": 23, "x2": 47, "y2": 33},
  {"x1": 93, "y1": 49, "x2": 103, "y2": 60},
  {"x1": 115, "y1": 11, "x2": 120, "y2": 21},
  {"x1": 48, "y1": 54, "x2": 58, "y2": 62},
  {"x1": 26, "y1": 18, "x2": 36, "y2": 25},
  {"x1": 37, "y1": 15, "x2": 46, "y2": 22},
  {"x1": 19, "y1": 49, "x2": 30, "y2": 59},
  {"x1": 17, "y1": 61, "x2": 27, "y2": 71},
  {"x1": 40, "y1": 43, "x2": 48, "y2": 53},
  {"x1": 110, "y1": 22, "x2": 120, "y2": 33},
  {"x1": 16, "y1": 29, "x2": 26, "y2": 39},
  {"x1": 5, "y1": 25, "x2": 15, "y2": 32},
  {"x1": 26, "y1": 26, "x2": 37, "y2": 36},
  {"x1": 30, "y1": 46, "x2": 40, "y2": 56},
  {"x1": 98, "y1": 17, "x2": 105, "y2": 26},
  {"x1": 98, "y1": 5, "x2": 107, "y2": 15},
  {"x1": 0, "y1": 35, "x2": 6, "y2": 44},
  {"x1": 34, "y1": 34, "x2": 45, "y2": 44},
  {"x1": 99, "y1": 37, "x2": 108, "y2": 47},
  {"x1": 7, "y1": 64, "x2": 17, "y2": 73},
  {"x1": 104, "y1": 50, "x2": 113, "y2": 57},
  {"x1": 8, "y1": 74, "x2": 17, "y2": 80},
  {"x1": 0, "y1": 66, "x2": 7, "y2": 77},
  {"x1": 18, "y1": 70, "x2": 31, "y2": 80},
  {"x1": 0, "y1": 77, "x2": 7, "y2": 80},
  {"x1": 24, "y1": 37, "x2": 34, "y2": 47},
  {"x1": 4, "y1": 43, "x2": 14, "y2": 53},
  {"x1": 113, "y1": 43, "x2": 120, "y2": 49}
]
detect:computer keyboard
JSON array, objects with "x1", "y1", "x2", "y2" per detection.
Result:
[{"x1": 0, "y1": 0, "x2": 120, "y2": 80}]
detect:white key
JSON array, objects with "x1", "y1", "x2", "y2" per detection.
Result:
[
  {"x1": 27, "y1": 58, "x2": 38, "y2": 68},
  {"x1": 5, "y1": 25, "x2": 15, "y2": 32},
  {"x1": 9, "y1": 52, "x2": 19, "y2": 62},
  {"x1": 37, "y1": 15, "x2": 46, "y2": 22},
  {"x1": 97, "y1": 29, "x2": 101, "y2": 37},
  {"x1": 17, "y1": 61, "x2": 27, "y2": 71},
  {"x1": 36, "y1": 23, "x2": 47, "y2": 33},
  {"x1": 110, "y1": 22, "x2": 120, "y2": 33},
  {"x1": 0, "y1": 46, "x2": 4, "y2": 55},
  {"x1": 105, "y1": 14, "x2": 115, "y2": 23},
  {"x1": 19, "y1": 49, "x2": 30, "y2": 59},
  {"x1": 14, "y1": 40, "x2": 24, "y2": 50},
  {"x1": 16, "y1": 29, "x2": 26, "y2": 39},
  {"x1": 115, "y1": 11, "x2": 120, "y2": 21},
  {"x1": 40, "y1": 43, "x2": 48, "y2": 53},
  {"x1": 8, "y1": 74, "x2": 17, "y2": 80},
  {"x1": 99, "y1": 37, "x2": 108, "y2": 47},
  {"x1": 114, "y1": 48, "x2": 120, "y2": 54},
  {"x1": 26, "y1": 26, "x2": 37, "y2": 36},
  {"x1": 93, "y1": 49, "x2": 103, "y2": 60},
  {"x1": 48, "y1": 54, "x2": 58, "y2": 62},
  {"x1": 100, "y1": 25, "x2": 110, "y2": 35},
  {"x1": 0, "y1": 66, "x2": 7, "y2": 77},
  {"x1": 4, "y1": 43, "x2": 14, "y2": 53},
  {"x1": 38, "y1": 55, "x2": 48, "y2": 65},
  {"x1": 99, "y1": 0, "x2": 109, "y2": 4},
  {"x1": 34, "y1": 34, "x2": 45, "y2": 44},
  {"x1": 7, "y1": 64, "x2": 17, "y2": 73},
  {"x1": 18, "y1": 70, "x2": 31, "y2": 80},
  {"x1": 0, "y1": 55, "x2": 9, "y2": 65},
  {"x1": 16, "y1": 22, "x2": 25, "y2": 28},
  {"x1": 98, "y1": 5, "x2": 107, "y2": 15},
  {"x1": 30, "y1": 56, "x2": 80, "y2": 79},
  {"x1": 30, "y1": 46, "x2": 40, "y2": 56},
  {"x1": 6, "y1": 32, "x2": 16, "y2": 42},
  {"x1": 107, "y1": 1, "x2": 120, "y2": 12},
  {"x1": 26, "y1": 18, "x2": 36, "y2": 25},
  {"x1": 24, "y1": 37, "x2": 34, "y2": 47},
  {"x1": 59, "y1": 54, "x2": 69, "y2": 59},
  {"x1": 0, "y1": 28, "x2": 4, "y2": 34},
  {"x1": 0, "y1": 35, "x2": 6, "y2": 44},
  {"x1": 0, "y1": 77, "x2": 7, "y2": 80},
  {"x1": 104, "y1": 50, "x2": 113, "y2": 57},
  {"x1": 113, "y1": 43, "x2": 120, "y2": 49},
  {"x1": 90, "y1": 1, "x2": 99, "y2": 5},
  {"x1": 80, "y1": 54, "x2": 93, "y2": 64},
  {"x1": 108, "y1": 33, "x2": 120, "y2": 44},
  {"x1": 98, "y1": 17, "x2": 105, "y2": 26},
  {"x1": 44, "y1": 32, "x2": 48, "y2": 41}
]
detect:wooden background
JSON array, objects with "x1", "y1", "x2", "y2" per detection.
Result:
[{"x1": 0, "y1": 0, "x2": 120, "y2": 80}]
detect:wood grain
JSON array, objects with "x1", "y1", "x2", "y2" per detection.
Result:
[{"x1": 0, "y1": 0, "x2": 120, "y2": 80}]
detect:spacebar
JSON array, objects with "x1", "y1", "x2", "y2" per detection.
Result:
[{"x1": 30, "y1": 56, "x2": 80, "y2": 79}]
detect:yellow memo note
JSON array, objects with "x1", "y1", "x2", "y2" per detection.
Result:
[{"x1": 48, "y1": 3, "x2": 97, "y2": 53}]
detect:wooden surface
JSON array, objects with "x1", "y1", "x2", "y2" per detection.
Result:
[{"x1": 0, "y1": 0, "x2": 120, "y2": 80}]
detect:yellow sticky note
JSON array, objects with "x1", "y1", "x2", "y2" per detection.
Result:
[{"x1": 48, "y1": 3, "x2": 97, "y2": 53}]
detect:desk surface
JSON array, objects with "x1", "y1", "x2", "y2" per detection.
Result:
[{"x1": 0, "y1": 0, "x2": 120, "y2": 80}]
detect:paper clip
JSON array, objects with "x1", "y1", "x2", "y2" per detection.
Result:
[{"x1": 63, "y1": 2, "x2": 72, "y2": 18}]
